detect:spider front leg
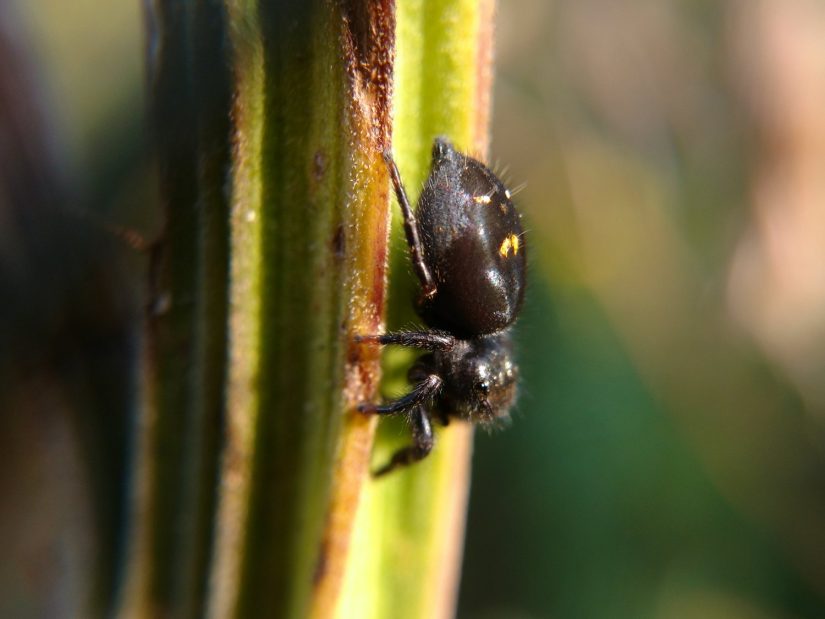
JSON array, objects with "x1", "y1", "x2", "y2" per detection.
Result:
[
  {"x1": 355, "y1": 329, "x2": 449, "y2": 416},
  {"x1": 355, "y1": 328, "x2": 451, "y2": 475},
  {"x1": 373, "y1": 405, "x2": 435, "y2": 477},
  {"x1": 357, "y1": 373, "x2": 442, "y2": 415},
  {"x1": 357, "y1": 372, "x2": 441, "y2": 476}
]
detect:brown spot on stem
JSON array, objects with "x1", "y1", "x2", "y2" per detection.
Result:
[
  {"x1": 313, "y1": 540, "x2": 329, "y2": 585},
  {"x1": 332, "y1": 224, "x2": 345, "y2": 261},
  {"x1": 314, "y1": 150, "x2": 327, "y2": 181}
]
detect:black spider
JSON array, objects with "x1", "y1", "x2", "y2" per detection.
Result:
[{"x1": 358, "y1": 137, "x2": 526, "y2": 476}]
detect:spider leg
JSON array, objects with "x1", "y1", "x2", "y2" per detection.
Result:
[
  {"x1": 373, "y1": 405, "x2": 434, "y2": 477},
  {"x1": 355, "y1": 330, "x2": 455, "y2": 351},
  {"x1": 358, "y1": 374, "x2": 442, "y2": 416},
  {"x1": 384, "y1": 150, "x2": 437, "y2": 299}
]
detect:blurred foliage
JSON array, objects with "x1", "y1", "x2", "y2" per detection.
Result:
[
  {"x1": 4, "y1": 0, "x2": 825, "y2": 618},
  {"x1": 459, "y1": 1, "x2": 825, "y2": 618}
]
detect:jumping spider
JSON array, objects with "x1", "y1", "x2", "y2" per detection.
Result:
[{"x1": 358, "y1": 137, "x2": 526, "y2": 476}]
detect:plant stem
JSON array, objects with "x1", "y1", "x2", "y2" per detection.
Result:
[
  {"x1": 120, "y1": 2, "x2": 495, "y2": 618},
  {"x1": 332, "y1": 2, "x2": 496, "y2": 618}
]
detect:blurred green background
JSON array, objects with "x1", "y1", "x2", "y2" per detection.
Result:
[{"x1": 4, "y1": 1, "x2": 825, "y2": 618}]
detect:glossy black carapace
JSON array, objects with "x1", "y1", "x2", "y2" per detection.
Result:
[{"x1": 358, "y1": 137, "x2": 526, "y2": 476}]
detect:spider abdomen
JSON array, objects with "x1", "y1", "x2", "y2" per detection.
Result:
[{"x1": 416, "y1": 138, "x2": 526, "y2": 337}]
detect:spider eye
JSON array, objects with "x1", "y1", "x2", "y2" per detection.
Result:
[{"x1": 477, "y1": 381, "x2": 490, "y2": 394}]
